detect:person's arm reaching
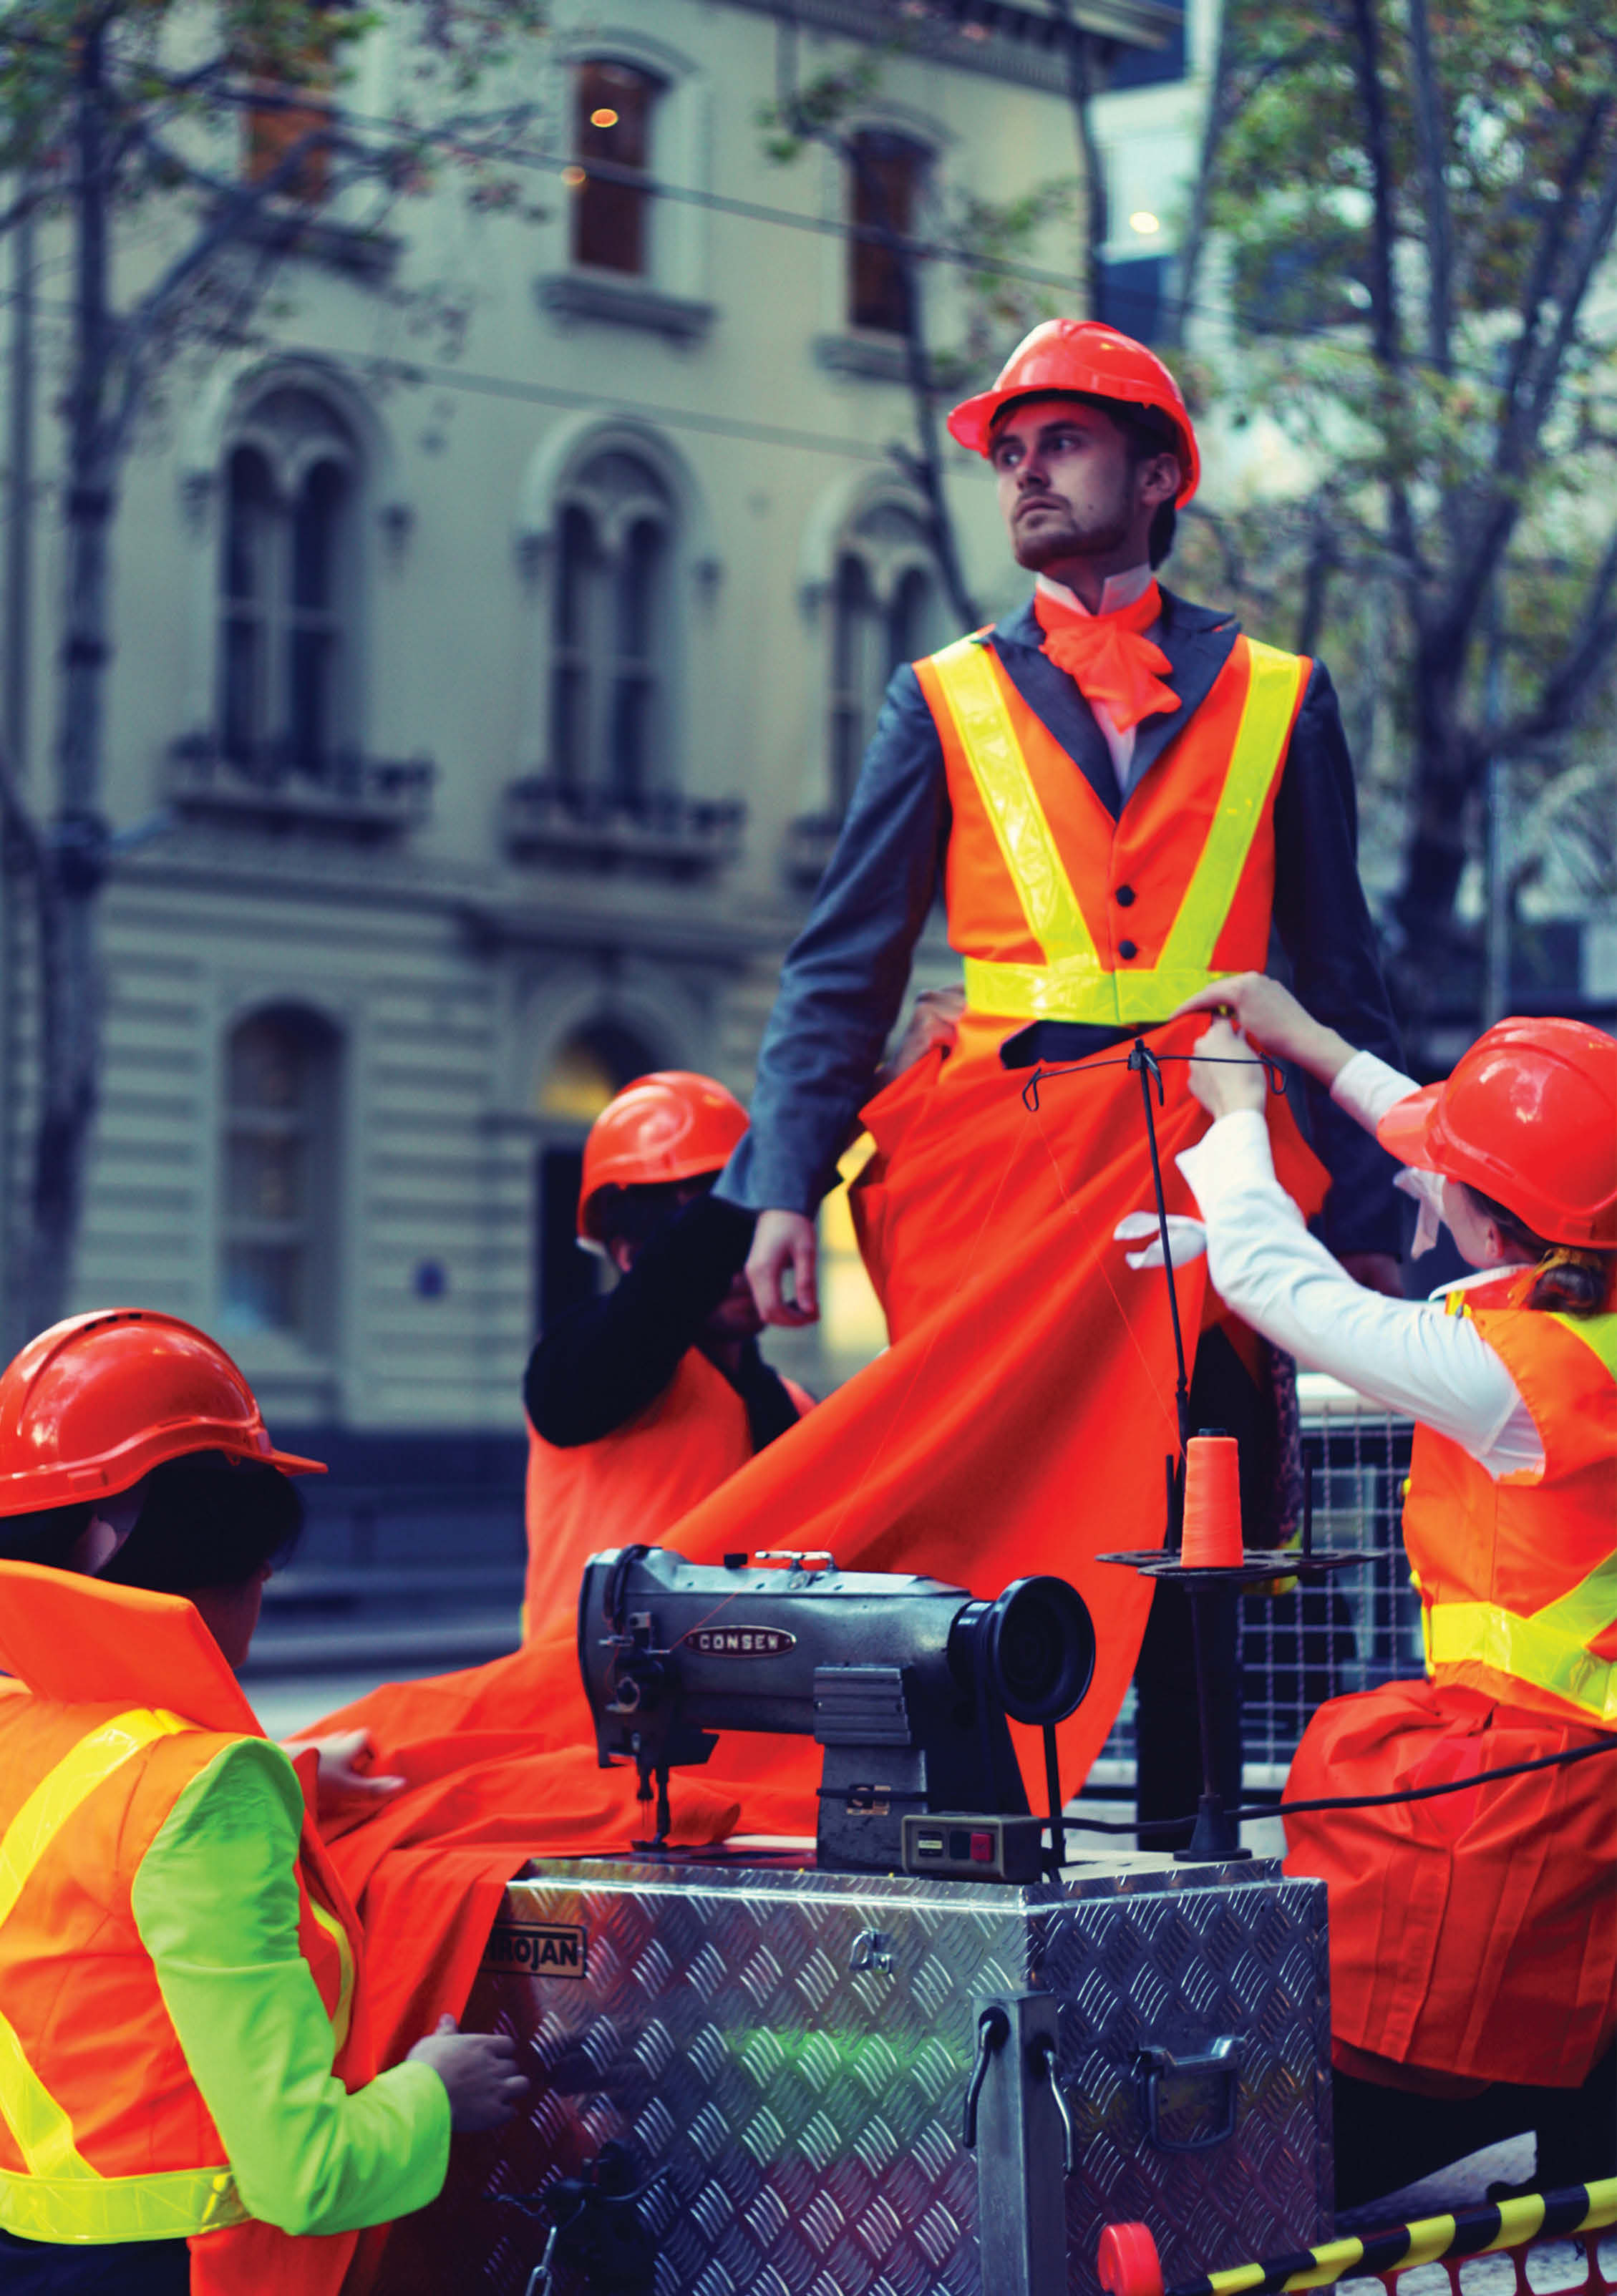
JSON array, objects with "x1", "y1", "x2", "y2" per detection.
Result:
[
  {"x1": 525, "y1": 1193, "x2": 757, "y2": 1444},
  {"x1": 1169, "y1": 998, "x2": 1541, "y2": 1474},
  {"x1": 131, "y1": 1738, "x2": 526, "y2": 2237}
]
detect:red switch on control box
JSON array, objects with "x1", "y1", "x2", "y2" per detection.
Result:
[{"x1": 970, "y1": 1830, "x2": 994, "y2": 1862}]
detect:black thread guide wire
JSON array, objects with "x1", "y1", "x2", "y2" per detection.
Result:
[{"x1": 1062, "y1": 1733, "x2": 1617, "y2": 1836}]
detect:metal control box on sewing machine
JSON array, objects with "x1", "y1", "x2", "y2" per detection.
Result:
[{"x1": 374, "y1": 1551, "x2": 1333, "y2": 2296}]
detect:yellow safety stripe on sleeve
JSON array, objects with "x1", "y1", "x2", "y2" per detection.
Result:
[
  {"x1": 1427, "y1": 1549, "x2": 1617, "y2": 1724},
  {"x1": 0, "y1": 2161, "x2": 246, "y2": 2242},
  {"x1": 927, "y1": 636, "x2": 1099, "y2": 968},
  {"x1": 307, "y1": 1897, "x2": 356, "y2": 2058},
  {"x1": 0, "y1": 1706, "x2": 249, "y2": 2239},
  {"x1": 933, "y1": 633, "x2": 1306, "y2": 1028},
  {"x1": 1155, "y1": 640, "x2": 1308, "y2": 976}
]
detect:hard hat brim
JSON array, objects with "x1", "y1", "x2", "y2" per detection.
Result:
[{"x1": 1375, "y1": 1084, "x2": 1444, "y2": 1170}]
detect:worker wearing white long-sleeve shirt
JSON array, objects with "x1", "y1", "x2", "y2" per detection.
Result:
[{"x1": 1161, "y1": 973, "x2": 1615, "y2": 2209}]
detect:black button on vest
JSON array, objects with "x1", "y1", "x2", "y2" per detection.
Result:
[
  {"x1": 1118, "y1": 940, "x2": 1138, "y2": 960},
  {"x1": 1115, "y1": 885, "x2": 1136, "y2": 906}
]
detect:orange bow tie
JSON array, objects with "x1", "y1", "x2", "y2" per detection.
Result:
[{"x1": 1034, "y1": 582, "x2": 1179, "y2": 734}]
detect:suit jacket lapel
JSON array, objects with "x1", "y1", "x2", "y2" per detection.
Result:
[
  {"x1": 1125, "y1": 588, "x2": 1240, "y2": 789},
  {"x1": 988, "y1": 601, "x2": 1122, "y2": 819}
]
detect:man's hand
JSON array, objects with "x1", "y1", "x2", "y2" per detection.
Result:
[
  {"x1": 1172, "y1": 972, "x2": 1356, "y2": 1088},
  {"x1": 1187, "y1": 1018, "x2": 1270, "y2": 1119},
  {"x1": 747, "y1": 1210, "x2": 820, "y2": 1326},
  {"x1": 407, "y1": 2013, "x2": 530, "y2": 2134},
  {"x1": 878, "y1": 985, "x2": 966, "y2": 1086},
  {"x1": 283, "y1": 1728, "x2": 406, "y2": 1812},
  {"x1": 1336, "y1": 1251, "x2": 1404, "y2": 1298}
]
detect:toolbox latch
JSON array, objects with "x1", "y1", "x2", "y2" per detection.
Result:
[{"x1": 1135, "y1": 2035, "x2": 1243, "y2": 2153}]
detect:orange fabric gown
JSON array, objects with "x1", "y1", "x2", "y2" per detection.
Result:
[
  {"x1": 524, "y1": 1348, "x2": 812, "y2": 1643},
  {"x1": 1283, "y1": 1273, "x2": 1617, "y2": 2088}
]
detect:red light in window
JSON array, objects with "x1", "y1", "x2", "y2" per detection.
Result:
[
  {"x1": 591, "y1": 107, "x2": 618, "y2": 128},
  {"x1": 561, "y1": 165, "x2": 586, "y2": 188}
]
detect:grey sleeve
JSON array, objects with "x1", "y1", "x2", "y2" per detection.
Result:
[
  {"x1": 1271, "y1": 660, "x2": 1406, "y2": 1258},
  {"x1": 719, "y1": 665, "x2": 951, "y2": 1214}
]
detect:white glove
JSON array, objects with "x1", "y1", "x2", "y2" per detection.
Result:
[
  {"x1": 1113, "y1": 1211, "x2": 1208, "y2": 1269},
  {"x1": 1394, "y1": 1165, "x2": 1445, "y2": 1258}
]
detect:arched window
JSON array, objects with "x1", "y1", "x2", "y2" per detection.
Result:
[
  {"x1": 848, "y1": 130, "x2": 930, "y2": 335},
  {"x1": 828, "y1": 497, "x2": 947, "y2": 814},
  {"x1": 218, "y1": 389, "x2": 359, "y2": 779},
  {"x1": 548, "y1": 452, "x2": 674, "y2": 803},
  {"x1": 219, "y1": 1006, "x2": 340, "y2": 1347},
  {"x1": 573, "y1": 59, "x2": 663, "y2": 276}
]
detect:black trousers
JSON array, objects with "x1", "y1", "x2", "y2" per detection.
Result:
[
  {"x1": 1133, "y1": 1327, "x2": 1269, "y2": 1847},
  {"x1": 1334, "y1": 2043, "x2": 1617, "y2": 2212},
  {"x1": 0, "y1": 2233, "x2": 188, "y2": 2293}
]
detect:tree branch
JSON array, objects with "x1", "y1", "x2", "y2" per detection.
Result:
[
  {"x1": 1495, "y1": 519, "x2": 1617, "y2": 752},
  {"x1": 1497, "y1": 94, "x2": 1608, "y2": 434},
  {"x1": 1403, "y1": 0, "x2": 1452, "y2": 374}
]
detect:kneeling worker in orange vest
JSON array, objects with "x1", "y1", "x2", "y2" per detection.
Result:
[
  {"x1": 0, "y1": 1310, "x2": 528, "y2": 2296},
  {"x1": 1170, "y1": 976, "x2": 1615, "y2": 2204},
  {"x1": 522, "y1": 1071, "x2": 813, "y2": 1644}
]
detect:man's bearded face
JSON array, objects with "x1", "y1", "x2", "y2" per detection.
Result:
[{"x1": 989, "y1": 398, "x2": 1155, "y2": 570}]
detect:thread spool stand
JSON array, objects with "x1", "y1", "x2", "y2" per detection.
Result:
[{"x1": 1099, "y1": 1466, "x2": 1362, "y2": 1863}]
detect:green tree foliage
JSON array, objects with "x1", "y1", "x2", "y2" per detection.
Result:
[
  {"x1": 0, "y1": 1, "x2": 547, "y2": 1346},
  {"x1": 1182, "y1": 0, "x2": 1617, "y2": 1035}
]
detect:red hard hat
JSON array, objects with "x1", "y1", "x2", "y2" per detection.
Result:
[
  {"x1": 947, "y1": 318, "x2": 1200, "y2": 504},
  {"x1": 1376, "y1": 1016, "x2": 1617, "y2": 1248},
  {"x1": 0, "y1": 1308, "x2": 326, "y2": 1514},
  {"x1": 578, "y1": 1071, "x2": 749, "y2": 1243}
]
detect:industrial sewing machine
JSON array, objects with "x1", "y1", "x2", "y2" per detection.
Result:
[
  {"x1": 382, "y1": 1549, "x2": 1333, "y2": 2296},
  {"x1": 576, "y1": 1542, "x2": 1097, "y2": 1876}
]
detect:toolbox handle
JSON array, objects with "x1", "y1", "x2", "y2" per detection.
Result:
[
  {"x1": 961, "y1": 2005, "x2": 1011, "y2": 2149},
  {"x1": 1135, "y1": 2037, "x2": 1243, "y2": 2153}
]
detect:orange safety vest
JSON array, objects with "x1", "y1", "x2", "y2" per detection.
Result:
[
  {"x1": 523, "y1": 1349, "x2": 814, "y2": 1640},
  {"x1": 913, "y1": 628, "x2": 1310, "y2": 1028},
  {"x1": 0, "y1": 1565, "x2": 369, "y2": 2260},
  {"x1": 1403, "y1": 1275, "x2": 1617, "y2": 1730}
]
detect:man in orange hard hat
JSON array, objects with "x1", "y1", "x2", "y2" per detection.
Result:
[
  {"x1": 520, "y1": 1072, "x2": 813, "y2": 1642},
  {"x1": 671, "y1": 319, "x2": 1406, "y2": 1829}
]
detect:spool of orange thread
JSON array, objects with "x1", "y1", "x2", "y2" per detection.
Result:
[{"x1": 1180, "y1": 1432, "x2": 1243, "y2": 1568}]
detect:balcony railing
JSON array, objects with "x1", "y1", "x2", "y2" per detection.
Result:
[
  {"x1": 503, "y1": 777, "x2": 744, "y2": 876},
  {"x1": 167, "y1": 735, "x2": 434, "y2": 836}
]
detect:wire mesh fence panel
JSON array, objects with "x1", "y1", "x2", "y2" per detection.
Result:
[{"x1": 1099, "y1": 1386, "x2": 1421, "y2": 1781}]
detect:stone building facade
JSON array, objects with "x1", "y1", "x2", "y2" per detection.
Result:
[{"x1": 1, "y1": 0, "x2": 1194, "y2": 1454}]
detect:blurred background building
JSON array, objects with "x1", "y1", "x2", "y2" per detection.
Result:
[{"x1": 0, "y1": 0, "x2": 1191, "y2": 1502}]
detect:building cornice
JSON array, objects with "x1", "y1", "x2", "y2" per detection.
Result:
[{"x1": 724, "y1": 0, "x2": 1180, "y2": 91}]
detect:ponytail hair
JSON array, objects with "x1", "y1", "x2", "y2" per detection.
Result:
[{"x1": 1461, "y1": 1185, "x2": 1615, "y2": 1315}]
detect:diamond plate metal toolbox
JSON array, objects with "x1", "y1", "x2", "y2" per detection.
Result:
[{"x1": 377, "y1": 1852, "x2": 1331, "y2": 2296}]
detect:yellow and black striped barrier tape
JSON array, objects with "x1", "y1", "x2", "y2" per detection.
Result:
[{"x1": 1101, "y1": 2177, "x2": 1617, "y2": 2296}]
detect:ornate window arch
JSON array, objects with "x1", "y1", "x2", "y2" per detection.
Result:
[
  {"x1": 550, "y1": 447, "x2": 674, "y2": 802},
  {"x1": 827, "y1": 485, "x2": 950, "y2": 812},
  {"x1": 218, "y1": 1003, "x2": 341, "y2": 1348},
  {"x1": 218, "y1": 383, "x2": 363, "y2": 779}
]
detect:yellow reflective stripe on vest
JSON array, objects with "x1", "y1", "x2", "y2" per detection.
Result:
[
  {"x1": 1550, "y1": 1309, "x2": 1617, "y2": 1381},
  {"x1": 928, "y1": 635, "x2": 1099, "y2": 968},
  {"x1": 933, "y1": 631, "x2": 1305, "y2": 1026},
  {"x1": 0, "y1": 2161, "x2": 246, "y2": 2242},
  {"x1": 1155, "y1": 639, "x2": 1307, "y2": 973},
  {"x1": 308, "y1": 1897, "x2": 356, "y2": 2056},
  {"x1": 1428, "y1": 1549, "x2": 1617, "y2": 1726},
  {"x1": 0, "y1": 1707, "x2": 248, "y2": 2238}
]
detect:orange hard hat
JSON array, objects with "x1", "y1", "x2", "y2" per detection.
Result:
[
  {"x1": 0, "y1": 1308, "x2": 326, "y2": 1514},
  {"x1": 1376, "y1": 1016, "x2": 1617, "y2": 1249},
  {"x1": 947, "y1": 318, "x2": 1200, "y2": 504},
  {"x1": 578, "y1": 1071, "x2": 749, "y2": 1243}
]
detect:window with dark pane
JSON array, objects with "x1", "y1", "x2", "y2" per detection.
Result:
[
  {"x1": 220, "y1": 1007, "x2": 339, "y2": 1346},
  {"x1": 849, "y1": 131, "x2": 928, "y2": 334},
  {"x1": 573, "y1": 60, "x2": 661, "y2": 276},
  {"x1": 548, "y1": 453, "x2": 672, "y2": 798},
  {"x1": 215, "y1": 391, "x2": 359, "y2": 779},
  {"x1": 830, "y1": 555, "x2": 878, "y2": 813}
]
